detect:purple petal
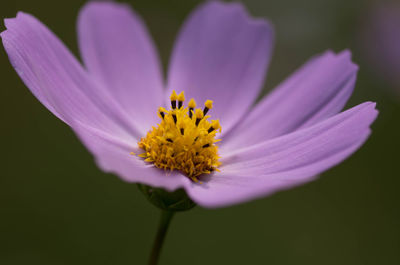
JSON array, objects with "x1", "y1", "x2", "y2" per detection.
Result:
[
  {"x1": 167, "y1": 1, "x2": 274, "y2": 135},
  {"x1": 184, "y1": 102, "x2": 377, "y2": 208},
  {"x1": 1, "y1": 12, "x2": 141, "y2": 141},
  {"x1": 223, "y1": 50, "x2": 358, "y2": 151},
  {"x1": 78, "y1": 2, "x2": 164, "y2": 134}
]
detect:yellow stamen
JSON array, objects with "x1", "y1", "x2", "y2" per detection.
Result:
[
  {"x1": 188, "y1": 98, "x2": 197, "y2": 109},
  {"x1": 177, "y1": 91, "x2": 185, "y2": 102},
  {"x1": 137, "y1": 91, "x2": 221, "y2": 180},
  {"x1": 195, "y1": 109, "x2": 204, "y2": 119},
  {"x1": 208, "y1": 120, "x2": 221, "y2": 133},
  {"x1": 177, "y1": 92, "x2": 185, "y2": 109},
  {"x1": 203, "y1": 99, "x2": 213, "y2": 116},
  {"x1": 170, "y1": 90, "x2": 178, "y2": 101},
  {"x1": 205, "y1": 100, "x2": 213, "y2": 110},
  {"x1": 170, "y1": 90, "x2": 178, "y2": 109}
]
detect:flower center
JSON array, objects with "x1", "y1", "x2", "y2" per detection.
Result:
[{"x1": 137, "y1": 90, "x2": 222, "y2": 182}]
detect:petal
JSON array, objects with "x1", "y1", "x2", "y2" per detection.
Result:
[
  {"x1": 167, "y1": 1, "x2": 274, "y2": 135},
  {"x1": 184, "y1": 102, "x2": 378, "y2": 208},
  {"x1": 1, "y1": 12, "x2": 141, "y2": 141},
  {"x1": 1, "y1": 12, "x2": 187, "y2": 190},
  {"x1": 77, "y1": 2, "x2": 164, "y2": 134},
  {"x1": 223, "y1": 50, "x2": 358, "y2": 151}
]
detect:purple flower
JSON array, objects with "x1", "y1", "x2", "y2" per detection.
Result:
[{"x1": 2, "y1": 1, "x2": 377, "y2": 208}]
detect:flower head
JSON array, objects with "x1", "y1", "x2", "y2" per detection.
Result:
[
  {"x1": 138, "y1": 90, "x2": 222, "y2": 182},
  {"x1": 2, "y1": 1, "x2": 378, "y2": 208}
]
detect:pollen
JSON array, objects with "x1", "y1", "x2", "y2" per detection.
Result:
[{"x1": 137, "y1": 90, "x2": 222, "y2": 182}]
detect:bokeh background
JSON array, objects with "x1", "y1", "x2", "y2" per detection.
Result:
[{"x1": 1, "y1": 0, "x2": 399, "y2": 264}]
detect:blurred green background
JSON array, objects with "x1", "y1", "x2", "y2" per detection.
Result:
[{"x1": 1, "y1": 0, "x2": 399, "y2": 264}]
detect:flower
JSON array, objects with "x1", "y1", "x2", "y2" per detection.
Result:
[
  {"x1": 2, "y1": 1, "x2": 378, "y2": 208},
  {"x1": 360, "y1": 2, "x2": 400, "y2": 94}
]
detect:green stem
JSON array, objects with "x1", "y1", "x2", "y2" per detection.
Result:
[{"x1": 148, "y1": 210, "x2": 175, "y2": 265}]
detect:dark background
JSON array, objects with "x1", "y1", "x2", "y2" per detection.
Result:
[{"x1": 1, "y1": 0, "x2": 399, "y2": 264}]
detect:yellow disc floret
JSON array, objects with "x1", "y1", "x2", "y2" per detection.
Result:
[{"x1": 137, "y1": 91, "x2": 222, "y2": 182}]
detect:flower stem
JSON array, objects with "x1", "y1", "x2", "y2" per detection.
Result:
[{"x1": 148, "y1": 210, "x2": 175, "y2": 265}]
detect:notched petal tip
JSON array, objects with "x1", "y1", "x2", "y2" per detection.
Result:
[
  {"x1": 4, "y1": 11, "x2": 30, "y2": 26},
  {"x1": 320, "y1": 49, "x2": 358, "y2": 73},
  {"x1": 2, "y1": 14, "x2": 22, "y2": 39},
  {"x1": 3, "y1": 12, "x2": 46, "y2": 36},
  {"x1": 3, "y1": 18, "x2": 14, "y2": 30},
  {"x1": 0, "y1": 28, "x2": 8, "y2": 40},
  {"x1": 338, "y1": 49, "x2": 359, "y2": 72},
  {"x1": 199, "y1": 0, "x2": 275, "y2": 32},
  {"x1": 364, "y1": 101, "x2": 379, "y2": 120}
]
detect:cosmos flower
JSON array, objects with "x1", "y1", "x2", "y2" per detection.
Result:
[
  {"x1": 360, "y1": 2, "x2": 400, "y2": 94},
  {"x1": 2, "y1": 1, "x2": 377, "y2": 208}
]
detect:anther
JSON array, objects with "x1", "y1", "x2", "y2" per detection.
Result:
[
  {"x1": 208, "y1": 120, "x2": 220, "y2": 133},
  {"x1": 177, "y1": 121, "x2": 185, "y2": 135},
  {"x1": 158, "y1": 107, "x2": 167, "y2": 120},
  {"x1": 188, "y1": 98, "x2": 196, "y2": 108},
  {"x1": 195, "y1": 118, "x2": 201, "y2": 126},
  {"x1": 195, "y1": 109, "x2": 204, "y2": 126},
  {"x1": 172, "y1": 113, "x2": 177, "y2": 124},
  {"x1": 203, "y1": 100, "x2": 213, "y2": 116},
  {"x1": 178, "y1": 92, "x2": 185, "y2": 109},
  {"x1": 202, "y1": 143, "x2": 210, "y2": 148},
  {"x1": 166, "y1": 138, "x2": 173, "y2": 143},
  {"x1": 170, "y1": 90, "x2": 178, "y2": 109},
  {"x1": 188, "y1": 98, "x2": 196, "y2": 118}
]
